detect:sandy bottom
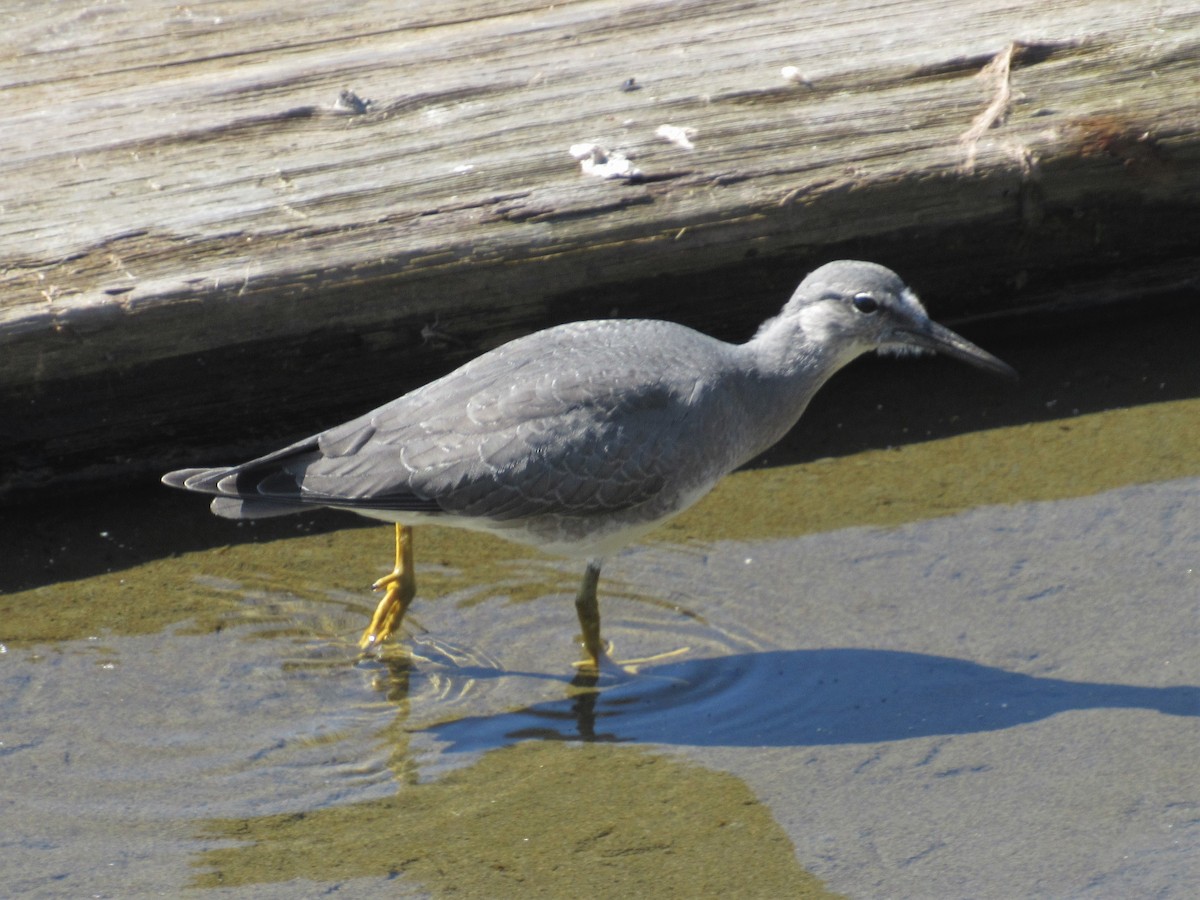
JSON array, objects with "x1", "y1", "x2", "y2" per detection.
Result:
[{"x1": 2, "y1": 395, "x2": 1198, "y2": 898}]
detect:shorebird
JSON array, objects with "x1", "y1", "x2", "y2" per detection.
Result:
[{"x1": 163, "y1": 260, "x2": 1015, "y2": 669}]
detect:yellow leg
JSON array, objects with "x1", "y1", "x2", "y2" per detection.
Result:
[
  {"x1": 571, "y1": 557, "x2": 690, "y2": 676},
  {"x1": 573, "y1": 559, "x2": 605, "y2": 671},
  {"x1": 359, "y1": 524, "x2": 415, "y2": 649}
]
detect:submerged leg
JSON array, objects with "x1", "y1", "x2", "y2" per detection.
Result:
[
  {"x1": 573, "y1": 558, "x2": 605, "y2": 669},
  {"x1": 359, "y1": 524, "x2": 416, "y2": 649},
  {"x1": 571, "y1": 557, "x2": 691, "y2": 677}
]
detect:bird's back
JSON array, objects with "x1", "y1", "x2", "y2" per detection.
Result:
[{"x1": 171, "y1": 318, "x2": 770, "y2": 555}]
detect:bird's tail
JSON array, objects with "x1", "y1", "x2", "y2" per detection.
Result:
[{"x1": 161, "y1": 466, "x2": 308, "y2": 519}]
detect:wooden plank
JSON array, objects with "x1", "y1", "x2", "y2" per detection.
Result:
[{"x1": 1, "y1": 0, "x2": 1198, "y2": 499}]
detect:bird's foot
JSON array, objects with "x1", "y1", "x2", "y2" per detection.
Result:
[
  {"x1": 571, "y1": 641, "x2": 691, "y2": 677},
  {"x1": 358, "y1": 569, "x2": 415, "y2": 650}
]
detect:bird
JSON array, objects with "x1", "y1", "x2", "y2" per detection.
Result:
[{"x1": 162, "y1": 260, "x2": 1015, "y2": 670}]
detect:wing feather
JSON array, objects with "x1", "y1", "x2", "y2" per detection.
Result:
[{"x1": 167, "y1": 320, "x2": 746, "y2": 524}]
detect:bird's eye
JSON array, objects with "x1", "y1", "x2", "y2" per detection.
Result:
[{"x1": 852, "y1": 293, "x2": 879, "y2": 314}]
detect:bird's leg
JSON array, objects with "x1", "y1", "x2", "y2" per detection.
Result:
[
  {"x1": 571, "y1": 557, "x2": 691, "y2": 677},
  {"x1": 359, "y1": 524, "x2": 416, "y2": 649},
  {"x1": 573, "y1": 558, "x2": 605, "y2": 670}
]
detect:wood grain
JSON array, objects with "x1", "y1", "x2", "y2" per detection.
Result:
[{"x1": 1, "y1": 0, "x2": 1197, "y2": 498}]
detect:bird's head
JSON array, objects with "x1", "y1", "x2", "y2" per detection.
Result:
[{"x1": 779, "y1": 260, "x2": 1016, "y2": 380}]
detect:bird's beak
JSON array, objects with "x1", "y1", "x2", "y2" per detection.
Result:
[{"x1": 900, "y1": 320, "x2": 1018, "y2": 381}]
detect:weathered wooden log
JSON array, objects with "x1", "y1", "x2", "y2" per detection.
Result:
[{"x1": 1, "y1": 0, "x2": 1197, "y2": 501}]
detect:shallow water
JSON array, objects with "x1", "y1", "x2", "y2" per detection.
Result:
[{"x1": 3, "y1": 393, "x2": 1199, "y2": 897}]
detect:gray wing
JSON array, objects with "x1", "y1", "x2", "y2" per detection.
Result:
[{"x1": 171, "y1": 320, "x2": 736, "y2": 522}]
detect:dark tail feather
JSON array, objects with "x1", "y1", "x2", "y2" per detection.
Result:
[
  {"x1": 162, "y1": 467, "x2": 232, "y2": 491},
  {"x1": 163, "y1": 467, "x2": 308, "y2": 518}
]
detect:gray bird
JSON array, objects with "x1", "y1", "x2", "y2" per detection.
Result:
[{"x1": 163, "y1": 260, "x2": 1015, "y2": 669}]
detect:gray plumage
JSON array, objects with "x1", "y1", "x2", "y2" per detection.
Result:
[
  {"x1": 164, "y1": 260, "x2": 1014, "y2": 663},
  {"x1": 164, "y1": 260, "x2": 1013, "y2": 555}
]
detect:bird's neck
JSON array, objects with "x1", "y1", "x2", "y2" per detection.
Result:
[
  {"x1": 745, "y1": 307, "x2": 867, "y2": 389},
  {"x1": 724, "y1": 314, "x2": 870, "y2": 462}
]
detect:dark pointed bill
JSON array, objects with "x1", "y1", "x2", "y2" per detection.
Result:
[{"x1": 903, "y1": 321, "x2": 1018, "y2": 381}]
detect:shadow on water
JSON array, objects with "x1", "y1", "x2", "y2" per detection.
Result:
[
  {"x1": 427, "y1": 649, "x2": 1200, "y2": 751},
  {"x1": 0, "y1": 485, "x2": 373, "y2": 595}
]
